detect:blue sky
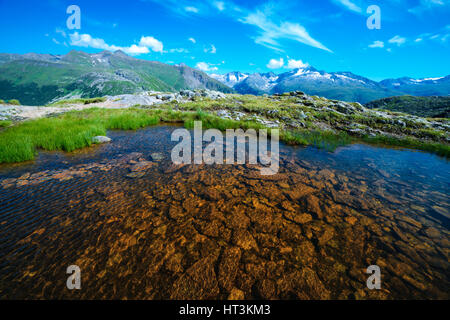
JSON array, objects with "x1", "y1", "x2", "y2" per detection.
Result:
[{"x1": 0, "y1": 0, "x2": 449, "y2": 80}]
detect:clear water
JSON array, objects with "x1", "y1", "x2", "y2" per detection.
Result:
[{"x1": 0, "y1": 125, "x2": 448, "y2": 299}]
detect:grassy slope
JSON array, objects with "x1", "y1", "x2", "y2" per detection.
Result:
[{"x1": 365, "y1": 95, "x2": 450, "y2": 118}]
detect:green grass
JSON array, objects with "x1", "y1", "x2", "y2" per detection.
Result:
[
  {"x1": 0, "y1": 105, "x2": 448, "y2": 163},
  {"x1": 362, "y1": 134, "x2": 450, "y2": 157},
  {"x1": 0, "y1": 120, "x2": 12, "y2": 127},
  {"x1": 0, "y1": 108, "x2": 161, "y2": 163},
  {"x1": 183, "y1": 110, "x2": 265, "y2": 131},
  {"x1": 7, "y1": 99, "x2": 20, "y2": 105},
  {"x1": 281, "y1": 130, "x2": 351, "y2": 151},
  {"x1": 0, "y1": 99, "x2": 5, "y2": 104}
]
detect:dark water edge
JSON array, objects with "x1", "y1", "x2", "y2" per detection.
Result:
[{"x1": 0, "y1": 125, "x2": 448, "y2": 299}]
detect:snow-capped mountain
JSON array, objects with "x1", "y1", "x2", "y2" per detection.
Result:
[
  {"x1": 212, "y1": 66, "x2": 450, "y2": 103},
  {"x1": 379, "y1": 76, "x2": 450, "y2": 97},
  {"x1": 210, "y1": 71, "x2": 249, "y2": 88}
]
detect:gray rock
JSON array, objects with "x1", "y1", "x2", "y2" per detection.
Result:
[
  {"x1": 162, "y1": 94, "x2": 175, "y2": 101},
  {"x1": 334, "y1": 102, "x2": 357, "y2": 114},
  {"x1": 298, "y1": 111, "x2": 307, "y2": 119},
  {"x1": 92, "y1": 136, "x2": 111, "y2": 144}
]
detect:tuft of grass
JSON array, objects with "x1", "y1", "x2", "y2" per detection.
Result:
[
  {"x1": 184, "y1": 110, "x2": 265, "y2": 132},
  {"x1": 0, "y1": 120, "x2": 12, "y2": 127},
  {"x1": 8, "y1": 99, "x2": 20, "y2": 105},
  {"x1": 0, "y1": 108, "x2": 161, "y2": 163},
  {"x1": 0, "y1": 99, "x2": 5, "y2": 104},
  {"x1": 281, "y1": 130, "x2": 351, "y2": 151},
  {"x1": 362, "y1": 135, "x2": 450, "y2": 158}
]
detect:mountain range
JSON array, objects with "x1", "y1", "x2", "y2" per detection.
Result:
[
  {"x1": 0, "y1": 50, "x2": 232, "y2": 105},
  {"x1": 211, "y1": 67, "x2": 450, "y2": 103},
  {"x1": 0, "y1": 49, "x2": 449, "y2": 106}
]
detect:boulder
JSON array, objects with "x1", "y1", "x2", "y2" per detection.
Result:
[{"x1": 92, "y1": 136, "x2": 111, "y2": 144}]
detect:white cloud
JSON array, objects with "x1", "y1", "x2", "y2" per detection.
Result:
[
  {"x1": 188, "y1": 37, "x2": 196, "y2": 44},
  {"x1": 185, "y1": 6, "x2": 199, "y2": 13},
  {"x1": 388, "y1": 35, "x2": 407, "y2": 46},
  {"x1": 69, "y1": 32, "x2": 165, "y2": 55},
  {"x1": 196, "y1": 62, "x2": 218, "y2": 72},
  {"x1": 126, "y1": 44, "x2": 151, "y2": 54},
  {"x1": 368, "y1": 40, "x2": 384, "y2": 48},
  {"x1": 139, "y1": 36, "x2": 164, "y2": 53},
  {"x1": 415, "y1": 38, "x2": 423, "y2": 42},
  {"x1": 204, "y1": 44, "x2": 217, "y2": 54},
  {"x1": 333, "y1": 0, "x2": 363, "y2": 13},
  {"x1": 241, "y1": 10, "x2": 332, "y2": 52},
  {"x1": 213, "y1": 1, "x2": 225, "y2": 11},
  {"x1": 267, "y1": 58, "x2": 284, "y2": 69},
  {"x1": 52, "y1": 38, "x2": 60, "y2": 45},
  {"x1": 286, "y1": 59, "x2": 309, "y2": 69}
]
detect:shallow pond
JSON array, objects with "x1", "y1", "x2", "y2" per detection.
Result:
[{"x1": 0, "y1": 125, "x2": 448, "y2": 299}]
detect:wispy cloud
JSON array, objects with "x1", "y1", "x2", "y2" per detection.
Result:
[
  {"x1": 368, "y1": 40, "x2": 384, "y2": 48},
  {"x1": 332, "y1": 0, "x2": 363, "y2": 13},
  {"x1": 169, "y1": 48, "x2": 189, "y2": 53},
  {"x1": 55, "y1": 28, "x2": 67, "y2": 38},
  {"x1": 241, "y1": 10, "x2": 332, "y2": 52},
  {"x1": 213, "y1": 1, "x2": 225, "y2": 11},
  {"x1": 389, "y1": 35, "x2": 407, "y2": 46},
  {"x1": 145, "y1": 0, "x2": 331, "y2": 53},
  {"x1": 409, "y1": 0, "x2": 449, "y2": 15},
  {"x1": 188, "y1": 37, "x2": 196, "y2": 44},
  {"x1": 204, "y1": 44, "x2": 217, "y2": 54},
  {"x1": 184, "y1": 6, "x2": 199, "y2": 13},
  {"x1": 142, "y1": 0, "x2": 211, "y2": 17},
  {"x1": 69, "y1": 32, "x2": 164, "y2": 55}
]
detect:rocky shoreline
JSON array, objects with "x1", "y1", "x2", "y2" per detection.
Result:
[{"x1": 0, "y1": 89, "x2": 227, "y2": 122}]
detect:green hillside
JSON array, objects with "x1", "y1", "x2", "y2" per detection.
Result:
[
  {"x1": 365, "y1": 95, "x2": 450, "y2": 118},
  {"x1": 0, "y1": 50, "x2": 232, "y2": 105}
]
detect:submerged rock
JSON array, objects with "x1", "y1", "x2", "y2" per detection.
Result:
[
  {"x1": 228, "y1": 288, "x2": 245, "y2": 300},
  {"x1": 151, "y1": 152, "x2": 165, "y2": 161},
  {"x1": 170, "y1": 256, "x2": 219, "y2": 299},
  {"x1": 218, "y1": 247, "x2": 242, "y2": 291}
]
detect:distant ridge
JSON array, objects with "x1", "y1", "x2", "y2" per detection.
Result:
[
  {"x1": 211, "y1": 67, "x2": 450, "y2": 103},
  {"x1": 0, "y1": 50, "x2": 233, "y2": 105}
]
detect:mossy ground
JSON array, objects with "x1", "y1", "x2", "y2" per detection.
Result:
[
  {"x1": 0, "y1": 93, "x2": 449, "y2": 163},
  {"x1": 46, "y1": 97, "x2": 107, "y2": 107}
]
